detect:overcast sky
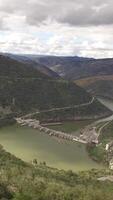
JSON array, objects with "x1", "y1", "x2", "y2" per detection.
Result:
[{"x1": 0, "y1": 0, "x2": 113, "y2": 58}]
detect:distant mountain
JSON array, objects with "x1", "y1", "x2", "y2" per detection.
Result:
[
  {"x1": 0, "y1": 54, "x2": 110, "y2": 121},
  {"x1": 75, "y1": 77, "x2": 113, "y2": 100},
  {"x1": 36, "y1": 55, "x2": 94, "y2": 77},
  {"x1": 5, "y1": 54, "x2": 113, "y2": 81},
  {"x1": 33, "y1": 55, "x2": 113, "y2": 99},
  {"x1": 1, "y1": 53, "x2": 59, "y2": 79},
  {"x1": 0, "y1": 54, "x2": 91, "y2": 111},
  {"x1": 4, "y1": 54, "x2": 94, "y2": 78},
  {"x1": 36, "y1": 56, "x2": 113, "y2": 80}
]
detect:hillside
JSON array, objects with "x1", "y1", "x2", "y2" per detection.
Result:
[
  {"x1": 75, "y1": 76, "x2": 113, "y2": 99},
  {"x1": 0, "y1": 54, "x2": 111, "y2": 122},
  {"x1": 1, "y1": 53, "x2": 59, "y2": 78},
  {"x1": 32, "y1": 55, "x2": 113, "y2": 99},
  {"x1": 0, "y1": 55, "x2": 91, "y2": 111},
  {"x1": 25, "y1": 55, "x2": 113, "y2": 99},
  {"x1": 0, "y1": 54, "x2": 48, "y2": 78},
  {"x1": 33, "y1": 100, "x2": 112, "y2": 123},
  {"x1": 4, "y1": 53, "x2": 113, "y2": 99},
  {"x1": 34, "y1": 56, "x2": 113, "y2": 80},
  {"x1": 0, "y1": 145, "x2": 113, "y2": 199}
]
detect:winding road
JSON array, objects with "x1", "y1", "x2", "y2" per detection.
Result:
[{"x1": 24, "y1": 97, "x2": 95, "y2": 118}]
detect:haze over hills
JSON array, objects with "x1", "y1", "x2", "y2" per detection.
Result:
[
  {"x1": 5, "y1": 53, "x2": 113, "y2": 99},
  {"x1": 1, "y1": 53, "x2": 59, "y2": 79},
  {"x1": 3, "y1": 52, "x2": 113, "y2": 99},
  {"x1": 5, "y1": 53, "x2": 113, "y2": 80},
  {"x1": 25, "y1": 54, "x2": 113, "y2": 99},
  {"x1": 36, "y1": 56, "x2": 113, "y2": 80}
]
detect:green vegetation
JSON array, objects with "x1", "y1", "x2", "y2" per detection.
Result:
[
  {"x1": 100, "y1": 121, "x2": 113, "y2": 141},
  {"x1": 87, "y1": 121, "x2": 112, "y2": 165},
  {"x1": 87, "y1": 97, "x2": 113, "y2": 165},
  {"x1": 0, "y1": 54, "x2": 93, "y2": 113},
  {"x1": 87, "y1": 120, "x2": 113, "y2": 165},
  {"x1": 0, "y1": 54, "x2": 111, "y2": 121},
  {"x1": 47, "y1": 120, "x2": 93, "y2": 135},
  {"x1": 75, "y1": 76, "x2": 113, "y2": 100},
  {"x1": 87, "y1": 143, "x2": 108, "y2": 164},
  {"x1": 0, "y1": 78, "x2": 92, "y2": 112},
  {"x1": 0, "y1": 55, "x2": 113, "y2": 199},
  {"x1": 86, "y1": 80, "x2": 113, "y2": 100},
  {"x1": 0, "y1": 114, "x2": 16, "y2": 128},
  {"x1": 32, "y1": 100, "x2": 111, "y2": 123},
  {"x1": 0, "y1": 144, "x2": 112, "y2": 199}
]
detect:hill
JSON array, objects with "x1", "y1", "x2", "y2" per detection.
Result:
[
  {"x1": 32, "y1": 55, "x2": 113, "y2": 99},
  {"x1": 75, "y1": 76, "x2": 113, "y2": 100},
  {"x1": 0, "y1": 54, "x2": 111, "y2": 123},
  {"x1": 33, "y1": 56, "x2": 113, "y2": 80},
  {"x1": 4, "y1": 54, "x2": 113, "y2": 99},
  {"x1": 1, "y1": 53, "x2": 59, "y2": 78},
  {"x1": 0, "y1": 145, "x2": 113, "y2": 199}
]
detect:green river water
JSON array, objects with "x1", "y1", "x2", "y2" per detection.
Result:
[
  {"x1": 0, "y1": 97, "x2": 112, "y2": 171},
  {"x1": 0, "y1": 123, "x2": 103, "y2": 171}
]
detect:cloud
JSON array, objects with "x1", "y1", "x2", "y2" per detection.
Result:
[
  {"x1": 0, "y1": 0, "x2": 113, "y2": 26},
  {"x1": 0, "y1": 0, "x2": 113, "y2": 58},
  {"x1": 1, "y1": 24, "x2": 113, "y2": 58}
]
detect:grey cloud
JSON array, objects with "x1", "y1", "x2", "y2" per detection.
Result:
[{"x1": 0, "y1": 0, "x2": 113, "y2": 26}]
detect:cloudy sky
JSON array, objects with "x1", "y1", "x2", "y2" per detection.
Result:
[{"x1": 0, "y1": 0, "x2": 113, "y2": 58}]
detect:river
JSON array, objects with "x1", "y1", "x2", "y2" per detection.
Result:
[
  {"x1": 0, "y1": 97, "x2": 112, "y2": 172},
  {"x1": 0, "y1": 123, "x2": 103, "y2": 172},
  {"x1": 97, "y1": 97, "x2": 113, "y2": 122}
]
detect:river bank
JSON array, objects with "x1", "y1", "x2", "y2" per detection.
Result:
[
  {"x1": 0, "y1": 124, "x2": 104, "y2": 171},
  {"x1": 87, "y1": 97, "x2": 113, "y2": 168}
]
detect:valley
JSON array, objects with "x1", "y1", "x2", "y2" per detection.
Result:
[
  {"x1": 1, "y1": 0, "x2": 113, "y2": 198},
  {"x1": 0, "y1": 54, "x2": 112, "y2": 199}
]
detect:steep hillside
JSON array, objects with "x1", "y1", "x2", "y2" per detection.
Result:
[
  {"x1": 4, "y1": 54, "x2": 113, "y2": 100},
  {"x1": 0, "y1": 145, "x2": 113, "y2": 200},
  {"x1": 0, "y1": 55, "x2": 90, "y2": 111},
  {"x1": 25, "y1": 55, "x2": 113, "y2": 99},
  {"x1": 34, "y1": 55, "x2": 113, "y2": 99},
  {"x1": 0, "y1": 54, "x2": 48, "y2": 78},
  {"x1": 75, "y1": 77, "x2": 113, "y2": 99},
  {"x1": 6, "y1": 54, "x2": 113, "y2": 80},
  {"x1": 36, "y1": 56, "x2": 94, "y2": 78},
  {"x1": 2, "y1": 53, "x2": 59, "y2": 78},
  {"x1": 36, "y1": 56, "x2": 113, "y2": 80},
  {"x1": 0, "y1": 54, "x2": 111, "y2": 121}
]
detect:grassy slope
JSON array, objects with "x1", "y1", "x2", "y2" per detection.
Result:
[
  {"x1": 75, "y1": 75, "x2": 113, "y2": 87},
  {"x1": 0, "y1": 145, "x2": 113, "y2": 199},
  {"x1": 75, "y1": 76, "x2": 113, "y2": 99},
  {"x1": 0, "y1": 78, "x2": 92, "y2": 112},
  {"x1": 0, "y1": 54, "x2": 92, "y2": 112},
  {"x1": 46, "y1": 120, "x2": 94, "y2": 134},
  {"x1": 87, "y1": 121, "x2": 113, "y2": 165},
  {"x1": 38, "y1": 57, "x2": 113, "y2": 80},
  {"x1": 101, "y1": 121, "x2": 113, "y2": 140},
  {"x1": 33, "y1": 100, "x2": 111, "y2": 123}
]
